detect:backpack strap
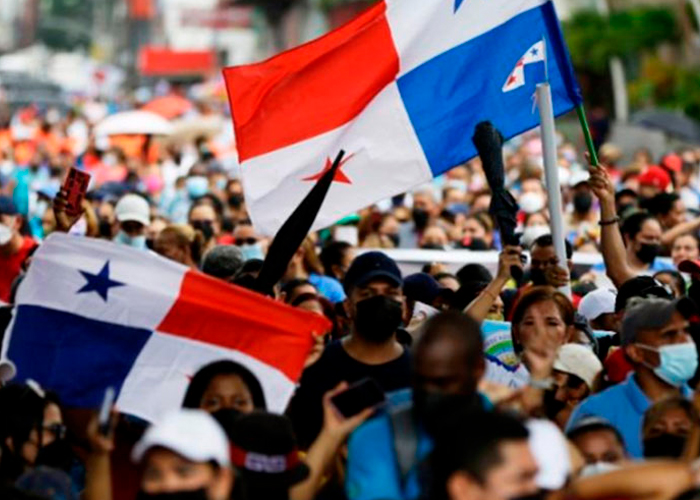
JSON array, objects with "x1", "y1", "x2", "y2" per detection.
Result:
[{"x1": 388, "y1": 403, "x2": 418, "y2": 481}]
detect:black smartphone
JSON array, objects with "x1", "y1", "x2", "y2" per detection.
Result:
[
  {"x1": 330, "y1": 378, "x2": 385, "y2": 418},
  {"x1": 98, "y1": 387, "x2": 115, "y2": 436}
]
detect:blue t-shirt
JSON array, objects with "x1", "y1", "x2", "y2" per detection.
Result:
[
  {"x1": 567, "y1": 374, "x2": 692, "y2": 458},
  {"x1": 309, "y1": 273, "x2": 346, "y2": 304},
  {"x1": 346, "y1": 391, "x2": 491, "y2": 500}
]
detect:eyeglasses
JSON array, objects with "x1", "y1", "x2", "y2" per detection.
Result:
[
  {"x1": 43, "y1": 423, "x2": 67, "y2": 440},
  {"x1": 235, "y1": 238, "x2": 258, "y2": 246}
]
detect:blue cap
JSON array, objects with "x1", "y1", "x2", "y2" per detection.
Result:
[
  {"x1": 344, "y1": 251, "x2": 402, "y2": 294},
  {"x1": 403, "y1": 273, "x2": 443, "y2": 305},
  {"x1": 0, "y1": 196, "x2": 17, "y2": 216}
]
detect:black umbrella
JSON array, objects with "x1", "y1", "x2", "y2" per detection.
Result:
[
  {"x1": 631, "y1": 109, "x2": 700, "y2": 144},
  {"x1": 472, "y1": 121, "x2": 522, "y2": 279},
  {"x1": 253, "y1": 150, "x2": 345, "y2": 296}
]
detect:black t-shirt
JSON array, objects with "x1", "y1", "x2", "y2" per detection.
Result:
[{"x1": 287, "y1": 339, "x2": 412, "y2": 448}]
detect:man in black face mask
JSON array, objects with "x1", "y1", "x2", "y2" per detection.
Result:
[
  {"x1": 287, "y1": 252, "x2": 411, "y2": 448},
  {"x1": 345, "y1": 311, "x2": 488, "y2": 500},
  {"x1": 642, "y1": 397, "x2": 696, "y2": 459}
]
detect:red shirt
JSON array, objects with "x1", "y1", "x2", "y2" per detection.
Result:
[{"x1": 0, "y1": 236, "x2": 37, "y2": 303}]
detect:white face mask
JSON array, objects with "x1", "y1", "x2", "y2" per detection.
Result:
[
  {"x1": 519, "y1": 191, "x2": 546, "y2": 214},
  {"x1": 521, "y1": 225, "x2": 550, "y2": 248},
  {"x1": 579, "y1": 461, "x2": 620, "y2": 477},
  {"x1": 0, "y1": 223, "x2": 12, "y2": 245}
]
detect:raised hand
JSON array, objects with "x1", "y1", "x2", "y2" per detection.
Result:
[{"x1": 53, "y1": 188, "x2": 85, "y2": 233}]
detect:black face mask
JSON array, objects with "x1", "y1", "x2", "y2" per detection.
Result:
[
  {"x1": 387, "y1": 233, "x2": 400, "y2": 248},
  {"x1": 98, "y1": 219, "x2": 113, "y2": 238},
  {"x1": 573, "y1": 192, "x2": 593, "y2": 214},
  {"x1": 191, "y1": 220, "x2": 215, "y2": 241},
  {"x1": 354, "y1": 295, "x2": 403, "y2": 343},
  {"x1": 510, "y1": 491, "x2": 546, "y2": 500},
  {"x1": 412, "y1": 208, "x2": 430, "y2": 231},
  {"x1": 643, "y1": 433, "x2": 687, "y2": 458},
  {"x1": 136, "y1": 489, "x2": 209, "y2": 500},
  {"x1": 36, "y1": 438, "x2": 75, "y2": 473},
  {"x1": 530, "y1": 268, "x2": 547, "y2": 286},
  {"x1": 636, "y1": 243, "x2": 660, "y2": 264},
  {"x1": 543, "y1": 390, "x2": 567, "y2": 421},
  {"x1": 413, "y1": 391, "x2": 481, "y2": 436}
]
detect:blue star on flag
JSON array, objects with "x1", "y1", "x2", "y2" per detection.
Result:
[
  {"x1": 531, "y1": 48, "x2": 539, "y2": 57},
  {"x1": 454, "y1": 0, "x2": 465, "y2": 11},
  {"x1": 77, "y1": 261, "x2": 125, "y2": 302}
]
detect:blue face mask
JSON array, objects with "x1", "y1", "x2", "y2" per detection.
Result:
[
  {"x1": 186, "y1": 176, "x2": 209, "y2": 199},
  {"x1": 638, "y1": 342, "x2": 699, "y2": 387},
  {"x1": 114, "y1": 231, "x2": 147, "y2": 250},
  {"x1": 240, "y1": 242, "x2": 264, "y2": 261}
]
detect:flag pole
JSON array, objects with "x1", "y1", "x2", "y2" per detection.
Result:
[
  {"x1": 537, "y1": 82, "x2": 572, "y2": 298},
  {"x1": 575, "y1": 104, "x2": 599, "y2": 166}
]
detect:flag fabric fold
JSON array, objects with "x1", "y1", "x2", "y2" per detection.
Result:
[
  {"x1": 1, "y1": 233, "x2": 329, "y2": 422},
  {"x1": 224, "y1": 0, "x2": 582, "y2": 235}
]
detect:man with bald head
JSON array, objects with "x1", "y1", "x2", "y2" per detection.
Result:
[{"x1": 346, "y1": 311, "x2": 487, "y2": 500}]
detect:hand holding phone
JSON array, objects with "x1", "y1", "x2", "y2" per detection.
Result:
[
  {"x1": 330, "y1": 378, "x2": 385, "y2": 419},
  {"x1": 98, "y1": 387, "x2": 115, "y2": 436},
  {"x1": 62, "y1": 167, "x2": 91, "y2": 218}
]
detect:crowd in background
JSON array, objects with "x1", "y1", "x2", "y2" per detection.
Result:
[{"x1": 5, "y1": 92, "x2": 700, "y2": 500}]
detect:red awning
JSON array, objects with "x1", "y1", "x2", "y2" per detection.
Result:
[{"x1": 139, "y1": 47, "x2": 216, "y2": 77}]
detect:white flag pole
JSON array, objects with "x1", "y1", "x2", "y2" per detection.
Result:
[{"x1": 536, "y1": 82, "x2": 572, "y2": 298}]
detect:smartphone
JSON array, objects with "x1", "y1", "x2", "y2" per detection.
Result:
[
  {"x1": 330, "y1": 378, "x2": 385, "y2": 418},
  {"x1": 62, "y1": 167, "x2": 91, "y2": 217},
  {"x1": 98, "y1": 387, "x2": 115, "y2": 436}
]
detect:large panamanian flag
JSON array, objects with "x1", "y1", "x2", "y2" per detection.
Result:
[
  {"x1": 223, "y1": 0, "x2": 582, "y2": 235},
  {"x1": 1, "y1": 234, "x2": 329, "y2": 422}
]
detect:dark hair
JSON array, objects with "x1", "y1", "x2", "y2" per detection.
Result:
[
  {"x1": 450, "y1": 281, "x2": 490, "y2": 311},
  {"x1": 201, "y1": 246, "x2": 244, "y2": 280},
  {"x1": 620, "y1": 211, "x2": 656, "y2": 242},
  {"x1": 0, "y1": 384, "x2": 45, "y2": 482},
  {"x1": 456, "y1": 264, "x2": 492, "y2": 286},
  {"x1": 415, "y1": 311, "x2": 484, "y2": 369},
  {"x1": 182, "y1": 360, "x2": 267, "y2": 410},
  {"x1": 615, "y1": 189, "x2": 638, "y2": 203},
  {"x1": 643, "y1": 396, "x2": 698, "y2": 438},
  {"x1": 531, "y1": 234, "x2": 573, "y2": 259},
  {"x1": 567, "y1": 419, "x2": 625, "y2": 448},
  {"x1": 281, "y1": 279, "x2": 315, "y2": 304},
  {"x1": 319, "y1": 241, "x2": 352, "y2": 278},
  {"x1": 512, "y1": 286, "x2": 575, "y2": 327},
  {"x1": 433, "y1": 272, "x2": 459, "y2": 284},
  {"x1": 653, "y1": 270, "x2": 686, "y2": 298},
  {"x1": 642, "y1": 193, "x2": 680, "y2": 217},
  {"x1": 430, "y1": 411, "x2": 529, "y2": 499}
]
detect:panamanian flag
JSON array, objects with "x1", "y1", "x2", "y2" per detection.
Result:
[
  {"x1": 1, "y1": 234, "x2": 330, "y2": 422},
  {"x1": 223, "y1": 0, "x2": 582, "y2": 235}
]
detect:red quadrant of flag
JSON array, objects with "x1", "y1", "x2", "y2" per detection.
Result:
[
  {"x1": 156, "y1": 271, "x2": 330, "y2": 381},
  {"x1": 223, "y1": 2, "x2": 399, "y2": 162}
]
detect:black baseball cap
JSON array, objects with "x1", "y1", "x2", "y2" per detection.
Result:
[
  {"x1": 403, "y1": 273, "x2": 452, "y2": 305},
  {"x1": 344, "y1": 251, "x2": 403, "y2": 294},
  {"x1": 614, "y1": 276, "x2": 671, "y2": 313}
]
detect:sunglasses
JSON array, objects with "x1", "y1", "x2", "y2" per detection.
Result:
[{"x1": 235, "y1": 238, "x2": 258, "y2": 246}]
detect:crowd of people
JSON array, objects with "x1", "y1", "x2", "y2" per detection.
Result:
[{"x1": 4, "y1": 93, "x2": 700, "y2": 500}]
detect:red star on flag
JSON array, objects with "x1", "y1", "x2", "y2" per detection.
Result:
[{"x1": 303, "y1": 153, "x2": 355, "y2": 184}]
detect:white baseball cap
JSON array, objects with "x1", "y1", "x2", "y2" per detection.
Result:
[
  {"x1": 527, "y1": 419, "x2": 571, "y2": 490},
  {"x1": 578, "y1": 288, "x2": 616, "y2": 323},
  {"x1": 553, "y1": 343, "x2": 603, "y2": 390},
  {"x1": 132, "y1": 409, "x2": 230, "y2": 467},
  {"x1": 568, "y1": 170, "x2": 590, "y2": 187},
  {"x1": 115, "y1": 194, "x2": 150, "y2": 227}
]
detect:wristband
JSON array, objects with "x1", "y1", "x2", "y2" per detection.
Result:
[
  {"x1": 599, "y1": 216, "x2": 620, "y2": 226},
  {"x1": 529, "y1": 378, "x2": 554, "y2": 390}
]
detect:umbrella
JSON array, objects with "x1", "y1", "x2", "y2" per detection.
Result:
[
  {"x1": 167, "y1": 115, "x2": 224, "y2": 145},
  {"x1": 94, "y1": 111, "x2": 174, "y2": 136},
  {"x1": 142, "y1": 95, "x2": 193, "y2": 120},
  {"x1": 631, "y1": 109, "x2": 700, "y2": 143}
]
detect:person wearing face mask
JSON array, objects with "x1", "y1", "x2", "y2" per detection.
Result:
[
  {"x1": 0, "y1": 196, "x2": 37, "y2": 303},
  {"x1": 644, "y1": 192, "x2": 700, "y2": 249},
  {"x1": 567, "y1": 297, "x2": 698, "y2": 458},
  {"x1": 128, "y1": 410, "x2": 234, "y2": 500},
  {"x1": 188, "y1": 202, "x2": 221, "y2": 253},
  {"x1": 397, "y1": 189, "x2": 439, "y2": 249},
  {"x1": 346, "y1": 312, "x2": 490, "y2": 500},
  {"x1": 588, "y1": 162, "x2": 675, "y2": 289},
  {"x1": 233, "y1": 222, "x2": 265, "y2": 262},
  {"x1": 287, "y1": 251, "x2": 411, "y2": 449},
  {"x1": 113, "y1": 194, "x2": 150, "y2": 250},
  {"x1": 642, "y1": 397, "x2": 697, "y2": 459},
  {"x1": 544, "y1": 344, "x2": 603, "y2": 429},
  {"x1": 566, "y1": 172, "x2": 599, "y2": 245},
  {"x1": 567, "y1": 417, "x2": 627, "y2": 473}
]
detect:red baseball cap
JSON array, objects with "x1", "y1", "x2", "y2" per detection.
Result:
[
  {"x1": 661, "y1": 154, "x2": 683, "y2": 173},
  {"x1": 638, "y1": 165, "x2": 671, "y2": 191},
  {"x1": 604, "y1": 347, "x2": 633, "y2": 385}
]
